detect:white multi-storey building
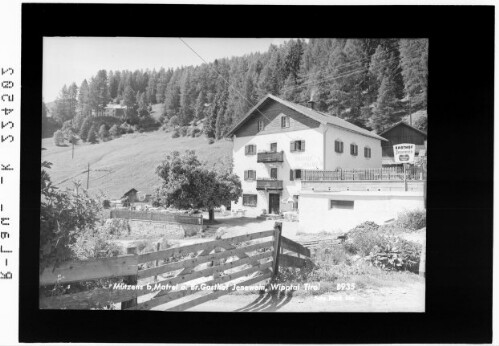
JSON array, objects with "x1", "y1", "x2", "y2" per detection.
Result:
[{"x1": 226, "y1": 94, "x2": 387, "y2": 217}]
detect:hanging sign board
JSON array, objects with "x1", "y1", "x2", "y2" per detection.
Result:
[{"x1": 393, "y1": 143, "x2": 416, "y2": 163}]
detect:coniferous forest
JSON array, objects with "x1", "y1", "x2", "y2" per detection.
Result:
[{"x1": 43, "y1": 38, "x2": 428, "y2": 142}]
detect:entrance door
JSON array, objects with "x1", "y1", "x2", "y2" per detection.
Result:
[{"x1": 269, "y1": 193, "x2": 280, "y2": 214}]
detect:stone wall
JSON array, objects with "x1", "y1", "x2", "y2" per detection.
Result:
[{"x1": 128, "y1": 220, "x2": 204, "y2": 239}]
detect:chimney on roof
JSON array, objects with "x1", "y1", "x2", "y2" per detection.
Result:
[{"x1": 307, "y1": 95, "x2": 316, "y2": 110}]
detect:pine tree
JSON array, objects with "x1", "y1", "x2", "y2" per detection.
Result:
[
  {"x1": 399, "y1": 39, "x2": 428, "y2": 110},
  {"x1": 108, "y1": 70, "x2": 120, "y2": 100},
  {"x1": 78, "y1": 79, "x2": 92, "y2": 116},
  {"x1": 194, "y1": 91, "x2": 206, "y2": 120},
  {"x1": 98, "y1": 124, "x2": 109, "y2": 141},
  {"x1": 179, "y1": 69, "x2": 194, "y2": 126},
  {"x1": 79, "y1": 118, "x2": 91, "y2": 142},
  {"x1": 370, "y1": 75, "x2": 400, "y2": 132},
  {"x1": 87, "y1": 125, "x2": 98, "y2": 144}
]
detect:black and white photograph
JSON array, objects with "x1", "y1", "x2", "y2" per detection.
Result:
[
  {"x1": 39, "y1": 36, "x2": 428, "y2": 312},
  {"x1": 8, "y1": 3, "x2": 492, "y2": 344}
]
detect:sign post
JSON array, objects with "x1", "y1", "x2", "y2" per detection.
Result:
[{"x1": 393, "y1": 144, "x2": 416, "y2": 192}]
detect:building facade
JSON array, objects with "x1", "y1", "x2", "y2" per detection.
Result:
[{"x1": 226, "y1": 94, "x2": 386, "y2": 217}]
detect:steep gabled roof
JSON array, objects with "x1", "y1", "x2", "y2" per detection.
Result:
[
  {"x1": 225, "y1": 94, "x2": 387, "y2": 141},
  {"x1": 379, "y1": 120, "x2": 427, "y2": 138}
]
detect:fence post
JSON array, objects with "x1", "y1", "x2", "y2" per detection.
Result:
[
  {"x1": 272, "y1": 222, "x2": 282, "y2": 281},
  {"x1": 121, "y1": 246, "x2": 138, "y2": 310},
  {"x1": 154, "y1": 241, "x2": 161, "y2": 282},
  {"x1": 419, "y1": 241, "x2": 426, "y2": 277}
]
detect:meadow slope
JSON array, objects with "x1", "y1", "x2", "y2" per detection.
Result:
[{"x1": 41, "y1": 131, "x2": 232, "y2": 199}]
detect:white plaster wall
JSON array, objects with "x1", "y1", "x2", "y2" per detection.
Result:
[
  {"x1": 324, "y1": 124, "x2": 383, "y2": 170},
  {"x1": 298, "y1": 191, "x2": 424, "y2": 234},
  {"x1": 231, "y1": 128, "x2": 324, "y2": 217}
]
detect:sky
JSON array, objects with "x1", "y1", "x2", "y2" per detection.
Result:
[{"x1": 43, "y1": 37, "x2": 291, "y2": 102}]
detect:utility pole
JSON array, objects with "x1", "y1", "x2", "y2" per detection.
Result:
[
  {"x1": 86, "y1": 163, "x2": 90, "y2": 190},
  {"x1": 409, "y1": 97, "x2": 412, "y2": 126}
]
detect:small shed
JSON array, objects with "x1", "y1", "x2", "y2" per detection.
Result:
[
  {"x1": 379, "y1": 121, "x2": 427, "y2": 158},
  {"x1": 121, "y1": 188, "x2": 139, "y2": 203}
]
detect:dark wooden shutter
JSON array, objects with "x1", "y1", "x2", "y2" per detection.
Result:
[
  {"x1": 245, "y1": 146, "x2": 248, "y2": 155},
  {"x1": 244, "y1": 170, "x2": 248, "y2": 180},
  {"x1": 301, "y1": 141, "x2": 305, "y2": 152},
  {"x1": 290, "y1": 169, "x2": 294, "y2": 181},
  {"x1": 290, "y1": 141, "x2": 295, "y2": 152}
]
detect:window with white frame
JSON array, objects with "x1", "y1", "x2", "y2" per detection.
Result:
[
  {"x1": 257, "y1": 119, "x2": 264, "y2": 132},
  {"x1": 335, "y1": 140, "x2": 344, "y2": 153},
  {"x1": 364, "y1": 146, "x2": 371, "y2": 158},
  {"x1": 245, "y1": 144, "x2": 256, "y2": 155},
  {"x1": 290, "y1": 140, "x2": 305, "y2": 152},
  {"x1": 281, "y1": 115, "x2": 290, "y2": 128},
  {"x1": 244, "y1": 170, "x2": 256, "y2": 180},
  {"x1": 350, "y1": 143, "x2": 358, "y2": 156},
  {"x1": 243, "y1": 194, "x2": 257, "y2": 207}
]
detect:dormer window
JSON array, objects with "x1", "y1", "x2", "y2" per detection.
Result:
[
  {"x1": 258, "y1": 119, "x2": 264, "y2": 132},
  {"x1": 281, "y1": 115, "x2": 290, "y2": 128}
]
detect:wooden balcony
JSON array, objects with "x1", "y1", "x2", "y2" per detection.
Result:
[
  {"x1": 256, "y1": 179, "x2": 284, "y2": 190},
  {"x1": 257, "y1": 151, "x2": 284, "y2": 163}
]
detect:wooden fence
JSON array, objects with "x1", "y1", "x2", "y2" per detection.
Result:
[
  {"x1": 110, "y1": 209, "x2": 203, "y2": 225},
  {"x1": 39, "y1": 222, "x2": 312, "y2": 311},
  {"x1": 302, "y1": 166, "x2": 426, "y2": 182}
]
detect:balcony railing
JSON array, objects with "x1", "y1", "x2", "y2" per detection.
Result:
[
  {"x1": 257, "y1": 151, "x2": 284, "y2": 163},
  {"x1": 256, "y1": 179, "x2": 284, "y2": 190}
]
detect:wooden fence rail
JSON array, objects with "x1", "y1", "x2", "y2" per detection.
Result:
[
  {"x1": 40, "y1": 222, "x2": 313, "y2": 311},
  {"x1": 302, "y1": 166, "x2": 426, "y2": 182},
  {"x1": 110, "y1": 209, "x2": 203, "y2": 225}
]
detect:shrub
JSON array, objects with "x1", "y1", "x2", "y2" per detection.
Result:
[
  {"x1": 109, "y1": 124, "x2": 121, "y2": 138},
  {"x1": 168, "y1": 115, "x2": 179, "y2": 128},
  {"x1": 179, "y1": 126, "x2": 188, "y2": 137},
  {"x1": 343, "y1": 221, "x2": 383, "y2": 256},
  {"x1": 171, "y1": 128, "x2": 180, "y2": 138},
  {"x1": 119, "y1": 122, "x2": 134, "y2": 134},
  {"x1": 102, "y1": 199, "x2": 111, "y2": 209},
  {"x1": 191, "y1": 128, "x2": 201, "y2": 137},
  {"x1": 395, "y1": 209, "x2": 426, "y2": 231},
  {"x1": 100, "y1": 218, "x2": 131, "y2": 238},
  {"x1": 40, "y1": 161, "x2": 102, "y2": 272},
  {"x1": 53, "y1": 130, "x2": 65, "y2": 146},
  {"x1": 208, "y1": 138, "x2": 215, "y2": 145},
  {"x1": 365, "y1": 237, "x2": 421, "y2": 273}
]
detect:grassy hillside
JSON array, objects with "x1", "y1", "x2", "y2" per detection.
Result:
[{"x1": 41, "y1": 130, "x2": 232, "y2": 199}]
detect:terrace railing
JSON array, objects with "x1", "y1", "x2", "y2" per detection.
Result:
[{"x1": 302, "y1": 166, "x2": 426, "y2": 182}]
